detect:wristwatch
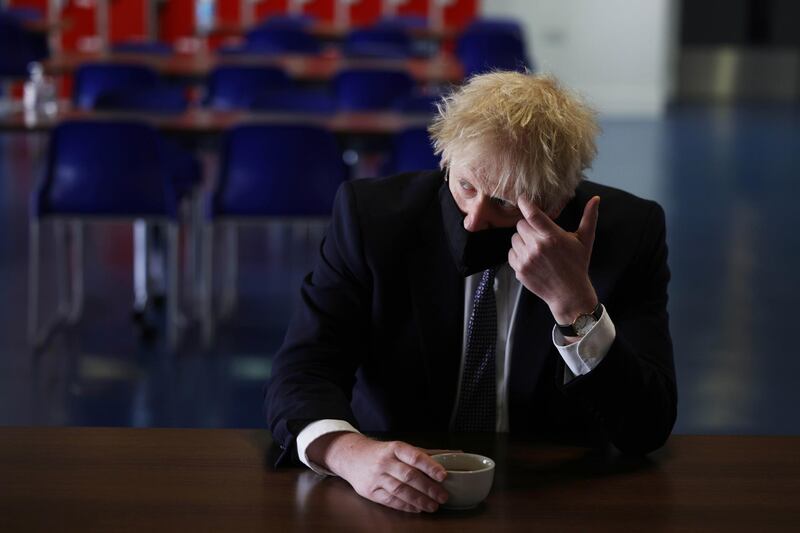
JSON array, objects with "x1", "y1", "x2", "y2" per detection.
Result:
[{"x1": 557, "y1": 303, "x2": 603, "y2": 337}]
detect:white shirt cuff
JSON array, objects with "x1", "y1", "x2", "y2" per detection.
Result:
[
  {"x1": 296, "y1": 419, "x2": 361, "y2": 476},
  {"x1": 552, "y1": 305, "x2": 616, "y2": 382}
]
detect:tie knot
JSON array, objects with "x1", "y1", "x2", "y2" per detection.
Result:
[{"x1": 481, "y1": 267, "x2": 498, "y2": 286}]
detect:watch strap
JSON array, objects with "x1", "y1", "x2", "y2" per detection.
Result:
[{"x1": 557, "y1": 302, "x2": 603, "y2": 336}]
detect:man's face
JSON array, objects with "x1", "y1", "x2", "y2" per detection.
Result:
[{"x1": 447, "y1": 161, "x2": 524, "y2": 232}]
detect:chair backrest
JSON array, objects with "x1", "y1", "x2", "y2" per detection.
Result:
[
  {"x1": 112, "y1": 40, "x2": 173, "y2": 55},
  {"x1": 73, "y1": 63, "x2": 160, "y2": 109},
  {"x1": 343, "y1": 27, "x2": 413, "y2": 58},
  {"x1": 205, "y1": 65, "x2": 292, "y2": 110},
  {"x1": 393, "y1": 91, "x2": 442, "y2": 114},
  {"x1": 375, "y1": 16, "x2": 428, "y2": 30},
  {"x1": 456, "y1": 27, "x2": 531, "y2": 76},
  {"x1": 464, "y1": 18, "x2": 524, "y2": 38},
  {"x1": 213, "y1": 124, "x2": 347, "y2": 217},
  {"x1": 251, "y1": 88, "x2": 337, "y2": 114},
  {"x1": 94, "y1": 85, "x2": 188, "y2": 113},
  {"x1": 34, "y1": 121, "x2": 178, "y2": 219},
  {"x1": 1, "y1": 6, "x2": 43, "y2": 22},
  {"x1": 383, "y1": 127, "x2": 440, "y2": 175},
  {"x1": 0, "y1": 13, "x2": 49, "y2": 76},
  {"x1": 334, "y1": 69, "x2": 415, "y2": 111},
  {"x1": 251, "y1": 15, "x2": 314, "y2": 30},
  {"x1": 243, "y1": 26, "x2": 322, "y2": 55}
]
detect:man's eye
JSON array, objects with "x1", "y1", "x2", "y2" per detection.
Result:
[
  {"x1": 493, "y1": 197, "x2": 517, "y2": 210},
  {"x1": 459, "y1": 180, "x2": 475, "y2": 192}
]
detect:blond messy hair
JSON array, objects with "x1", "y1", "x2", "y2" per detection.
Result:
[{"x1": 429, "y1": 71, "x2": 599, "y2": 213}]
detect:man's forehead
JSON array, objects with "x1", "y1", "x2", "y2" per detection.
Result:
[{"x1": 450, "y1": 160, "x2": 516, "y2": 199}]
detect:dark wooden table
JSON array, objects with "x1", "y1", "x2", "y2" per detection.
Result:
[
  {"x1": 1, "y1": 428, "x2": 798, "y2": 532},
  {"x1": 0, "y1": 104, "x2": 432, "y2": 139},
  {"x1": 42, "y1": 52, "x2": 464, "y2": 84}
]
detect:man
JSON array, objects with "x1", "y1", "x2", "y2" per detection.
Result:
[{"x1": 265, "y1": 72, "x2": 676, "y2": 514}]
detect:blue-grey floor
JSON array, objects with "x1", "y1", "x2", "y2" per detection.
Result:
[{"x1": 1, "y1": 104, "x2": 798, "y2": 434}]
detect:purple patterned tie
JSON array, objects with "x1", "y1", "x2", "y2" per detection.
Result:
[{"x1": 453, "y1": 267, "x2": 498, "y2": 432}]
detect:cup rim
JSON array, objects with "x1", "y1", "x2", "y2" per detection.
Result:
[{"x1": 431, "y1": 452, "x2": 495, "y2": 474}]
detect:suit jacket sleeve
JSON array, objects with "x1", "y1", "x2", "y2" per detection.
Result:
[
  {"x1": 559, "y1": 201, "x2": 677, "y2": 454},
  {"x1": 265, "y1": 181, "x2": 371, "y2": 459}
]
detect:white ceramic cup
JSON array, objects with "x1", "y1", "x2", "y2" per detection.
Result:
[{"x1": 431, "y1": 453, "x2": 495, "y2": 510}]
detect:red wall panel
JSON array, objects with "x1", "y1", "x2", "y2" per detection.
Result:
[
  {"x1": 110, "y1": 0, "x2": 146, "y2": 43},
  {"x1": 349, "y1": 0, "x2": 380, "y2": 26},
  {"x1": 397, "y1": 0, "x2": 429, "y2": 18},
  {"x1": 254, "y1": 0, "x2": 291, "y2": 21},
  {"x1": 8, "y1": 0, "x2": 479, "y2": 50},
  {"x1": 159, "y1": 0, "x2": 195, "y2": 42},
  {"x1": 443, "y1": 0, "x2": 477, "y2": 29},
  {"x1": 302, "y1": 0, "x2": 334, "y2": 22}
]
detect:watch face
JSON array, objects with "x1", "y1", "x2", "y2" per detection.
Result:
[{"x1": 574, "y1": 315, "x2": 597, "y2": 336}]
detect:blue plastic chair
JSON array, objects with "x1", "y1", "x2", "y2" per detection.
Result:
[
  {"x1": 29, "y1": 121, "x2": 184, "y2": 349},
  {"x1": 73, "y1": 63, "x2": 160, "y2": 109},
  {"x1": 464, "y1": 18, "x2": 524, "y2": 37},
  {"x1": 74, "y1": 65, "x2": 198, "y2": 321},
  {"x1": 251, "y1": 87, "x2": 337, "y2": 114},
  {"x1": 212, "y1": 124, "x2": 346, "y2": 216},
  {"x1": 383, "y1": 127, "x2": 440, "y2": 175},
  {"x1": 200, "y1": 124, "x2": 348, "y2": 342},
  {"x1": 112, "y1": 41, "x2": 174, "y2": 55},
  {"x1": 0, "y1": 13, "x2": 49, "y2": 77},
  {"x1": 94, "y1": 85, "x2": 188, "y2": 114},
  {"x1": 204, "y1": 65, "x2": 292, "y2": 110},
  {"x1": 456, "y1": 26, "x2": 531, "y2": 77},
  {"x1": 376, "y1": 16, "x2": 429, "y2": 30},
  {"x1": 393, "y1": 91, "x2": 442, "y2": 114},
  {"x1": 343, "y1": 27, "x2": 413, "y2": 58},
  {"x1": 334, "y1": 69, "x2": 415, "y2": 111},
  {"x1": 2, "y1": 6, "x2": 44, "y2": 22},
  {"x1": 239, "y1": 25, "x2": 322, "y2": 55},
  {"x1": 250, "y1": 15, "x2": 314, "y2": 30}
]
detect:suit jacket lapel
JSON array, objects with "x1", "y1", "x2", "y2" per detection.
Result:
[
  {"x1": 405, "y1": 191, "x2": 464, "y2": 429},
  {"x1": 507, "y1": 187, "x2": 588, "y2": 430}
]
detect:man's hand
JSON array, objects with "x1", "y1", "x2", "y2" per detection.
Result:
[
  {"x1": 509, "y1": 196, "x2": 601, "y2": 325},
  {"x1": 306, "y1": 432, "x2": 449, "y2": 513}
]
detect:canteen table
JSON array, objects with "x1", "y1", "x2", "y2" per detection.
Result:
[
  {"x1": 0, "y1": 103, "x2": 432, "y2": 140},
  {"x1": 1, "y1": 428, "x2": 798, "y2": 532},
  {"x1": 41, "y1": 51, "x2": 464, "y2": 85}
]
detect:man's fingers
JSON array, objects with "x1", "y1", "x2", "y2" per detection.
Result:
[
  {"x1": 518, "y1": 197, "x2": 559, "y2": 235},
  {"x1": 393, "y1": 442, "x2": 447, "y2": 482},
  {"x1": 423, "y1": 448, "x2": 462, "y2": 456},
  {"x1": 386, "y1": 462, "x2": 449, "y2": 505},
  {"x1": 381, "y1": 474, "x2": 441, "y2": 513},
  {"x1": 372, "y1": 488, "x2": 421, "y2": 513},
  {"x1": 576, "y1": 196, "x2": 600, "y2": 250}
]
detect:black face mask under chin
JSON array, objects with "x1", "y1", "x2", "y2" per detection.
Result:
[{"x1": 439, "y1": 183, "x2": 517, "y2": 277}]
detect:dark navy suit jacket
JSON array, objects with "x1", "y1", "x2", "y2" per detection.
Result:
[{"x1": 265, "y1": 170, "x2": 676, "y2": 462}]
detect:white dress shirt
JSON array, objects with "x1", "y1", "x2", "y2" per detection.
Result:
[{"x1": 295, "y1": 263, "x2": 616, "y2": 475}]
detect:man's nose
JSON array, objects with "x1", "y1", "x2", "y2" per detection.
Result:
[{"x1": 463, "y1": 198, "x2": 494, "y2": 232}]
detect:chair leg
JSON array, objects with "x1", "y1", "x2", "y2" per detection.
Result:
[
  {"x1": 27, "y1": 220, "x2": 40, "y2": 346},
  {"x1": 201, "y1": 223, "x2": 215, "y2": 347},
  {"x1": 166, "y1": 223, "x2": 180, "y2": 351},
  {"x1": 188, "y1": 193, "x2": 204, "y2": 313},
  {"x1": 220, "y1": 223, "x2": 238, "y2": 319},
  {"x1": 54, "y1": 220, "x2": 70, "y2": 320},
  {"x1": 183, "y1": 197, "x2": 196, "y2": 310},
  {"x1": 67, "y1": 221, "x2": 84, "y2": 323},
  {"x1": 133, "y1": 219, "x2": 149, "y2": 314}
]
